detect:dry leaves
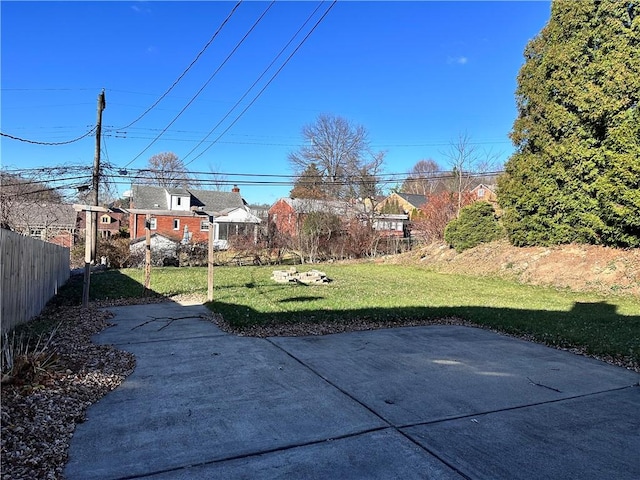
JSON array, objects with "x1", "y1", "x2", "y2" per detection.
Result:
[
  {"x1": 1, "y1": 305, "x2": 135, "y2": 480},
  {"x1": 2, "y1": 294, "x2": 637, "y2": 479}
]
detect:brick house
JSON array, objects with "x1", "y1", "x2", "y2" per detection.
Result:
[
  {"x1": 268, "y1": 198, "x2": 366, "y2": 238},
  {"x1": 268, "y1": 197, "x2": 412, "y2": 238},
  {"x1": 76, "y1": 208, "x2": 128, "y2": 239},
  {"x1": 471, "y1": 183, "x2": 498, "y2": 206},
  {"x1": 8, "y1": 202, "x2": 79, "y2": 247},
  {"x1": 128, "y1": 184, "x2": 261, "y2": 249}
]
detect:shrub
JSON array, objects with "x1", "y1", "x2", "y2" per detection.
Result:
[
  {"x1": 70, "y1": 236, "x2": 131, "y2": 269},
  {"x1": 444, "y1": 202, "x2": 504, "y2": 252},
  {"x1": 99, "y1": 236, "x2": 131, "y2": 268},
  {"x1": 411, "y1": 190, "x2": 475, "y2": 242},
  {"x1": 177, "y1": 242, "x2": 209, "y2": 267}
]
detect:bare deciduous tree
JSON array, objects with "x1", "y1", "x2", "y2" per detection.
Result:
[
  {"x1": 355, "y1": 149, "x2": 386, "y2": 217},
  {"x1": 207, "y1": 162, "x2": 229, "y2": 191},
  {"x1": 288, "y1": 114, "x2": 385, "y2": 200},
  {"x1": 1, "y1": 171, "x2": 64, "y2": 230},
  {"x1": 139, "y1": 152, "x2": 195, "y2": 189},
  {"x1": 401, "y1": 159, "x2": 443, "y2": 195},
  {"x1": 441, "y1": 132, "x2": 481, "y2": 217},
  {"x1": 442, "y1": 133, "x2": 504, "y2": 216}
]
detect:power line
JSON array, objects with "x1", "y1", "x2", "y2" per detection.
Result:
[
  {"x1": 5, "y1": 162, "x2": 503, "y2": 196},
  {"x1": 0, "y1": 175, "x2": 94, "y2": 198},
  {"x1": 123, "y1": 1, "x2": 276, "y2": 169},
  {"x1": 103, "y1": 131, "x2": 511, "y2": 148},
  {"x1": 181, "y1": 1, "x2": 327, "y2": 164},
  {"x1": 184, "y1": 0, "x2": 337, "y2": 167},
  {"x1": 0, "y1": 127, "x2": 97, "y2": 145},
  {"x1": 0, "y1": 88, "x2": 100, "y2": 92},
  {"x1": 8, "y1": 162, "x2": 504, "y2": 183},
  {"x1": 104, "y1": 166, "x2": 503, "y2": 187},
  {"x1": 115, "y1": 0, "x2": 243, "y2": 131},
  {"x1": 1, "y1": 165, "x2": 93, "y2": 174}
]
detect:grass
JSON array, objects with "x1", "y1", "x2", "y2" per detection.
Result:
[{"x1": 60, "y1": 264, "x2": 640, "y2": 363}]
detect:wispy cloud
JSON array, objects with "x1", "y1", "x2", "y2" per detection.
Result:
[
  {"x1": 131, "y1": 3, "x2": 151, "y2": 14},
  {"x1": 447, "y1": 56, "x2": 469, "y2": 66}
]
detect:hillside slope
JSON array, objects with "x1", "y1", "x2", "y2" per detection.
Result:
[{"x1": 386, "y1": 240, "x2": 640, "y2": 297}]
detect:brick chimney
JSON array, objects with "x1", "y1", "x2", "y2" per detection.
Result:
[{"x1": 231, "y1": 185, "x2": 240, "y2": 193}]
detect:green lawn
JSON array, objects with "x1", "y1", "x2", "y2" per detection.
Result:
[{"x1": 77, "y1": 264, "x2": 640, "y2": 363}]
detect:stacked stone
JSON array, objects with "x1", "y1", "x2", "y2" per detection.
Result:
[{"x1": 272, "y1": 268, "x2": 330, "y2": 285}]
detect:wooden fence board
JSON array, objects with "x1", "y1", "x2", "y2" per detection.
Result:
[{"x1": 1, "y1": 229, "x2": 70, "y2": 333}]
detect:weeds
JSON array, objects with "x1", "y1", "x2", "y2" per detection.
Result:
[{"x1": 1, "y1": 323, "x2": 60, "y2": 386}]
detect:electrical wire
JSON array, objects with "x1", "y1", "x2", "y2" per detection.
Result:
[
  {"x1": 114, "y1": 0, "x2": 243, "y2": 130},
  {"x1": 122, "y1": 1, "x2": 276, "y2": 169},
  {"x1": 0, "y1": 175, "x2": 94, "y2": 198},
  {"x1": 104, "y1": 131, "x2": 511, "y2": 148},
  {"x1": 1, "y1": 165, "x2": 92, "y2": 174},
  {"x1": 102, "y1": 167, "x2": 503, "y2": 189},
  {"x1": 181, "y1": 1, "x2": 327, "y2": 164},
  {"x1": 0, "y1": 127, "x2": 96, "y2": 145},
  {"x1": 183, "y1": 0, "x2": 337, "y2": 167}
]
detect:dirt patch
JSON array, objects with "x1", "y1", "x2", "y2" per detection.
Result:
[{"x1": 384, "y1": 240, "x2": 640, "y2": 297}]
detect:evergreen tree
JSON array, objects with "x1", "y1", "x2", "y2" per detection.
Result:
[
  {"x1": 444, "y1": 202, "x2": 504, "y2": 253},
  {"x1": 498, "y1": 1, "x2": 640, "y2": 247},
  {"x1": 290, "y1": 163, "x2": 327, "y2": 199},
  {"x1": 380, "y1": 198, "x2": 403, "y2": 214},
  {"x1": 288, "y1": 114, "x2": 385, "y2": 200}
]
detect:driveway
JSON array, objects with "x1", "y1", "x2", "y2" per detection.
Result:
[{"x1": 65, "y1": 301, "x2": 640, "y2": 479}]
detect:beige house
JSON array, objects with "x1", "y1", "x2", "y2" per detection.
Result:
[{"x1": 376, "y1": 192, "x2": 427, "y2": 220}]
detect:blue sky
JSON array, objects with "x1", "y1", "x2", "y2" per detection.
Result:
[{"x1": 1, "y1": 1, "x2": 552, "y2": 205}]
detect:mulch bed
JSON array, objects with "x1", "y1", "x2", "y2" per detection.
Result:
[{"x1": 2, "y1": 296, "x2": 637, "y2": 479}]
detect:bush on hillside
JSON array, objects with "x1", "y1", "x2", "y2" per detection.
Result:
[
  {"x1": 444, "y1": 202, "x2": 504, "y2": 253},
  {"x1": 70, "y1": 236, "x2": 131, "y2": 269}
]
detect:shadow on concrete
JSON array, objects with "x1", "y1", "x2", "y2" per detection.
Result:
[
  {"x1": 208, "y1": 299, "x2": 639, "y2": 360},
  {"x1": 55, "y1": 270, "x2": 638, "y2": 361}
]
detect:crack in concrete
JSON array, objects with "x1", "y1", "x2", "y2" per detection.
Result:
[{"x1": 130, "y1": 315, "x2": 206, "y2": 332}]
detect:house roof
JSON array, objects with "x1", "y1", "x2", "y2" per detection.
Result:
[
  {"x1": 471, "y1": 183, "x2": 497, "y2": 193},
  {"x1": 274, "y1": 198, "x2": 366, "y2": 217},
  {"x1": 395, "y1": 193, "x2": 428, "y2": 209},
  {"x1": 130, "y1": 232, "x2": 180, "y2": 245},
  {"x1": 9, "y1": 202, "x2": 78, "y2": 228},
  {"x1": 131, "y1": 184, "x2": 246, "y2": 213}
]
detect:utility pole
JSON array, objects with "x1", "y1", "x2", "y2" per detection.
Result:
[
  {"x1": 91, "y1": 89, "x2": 106, "y2": 263},
  {"x1": 81, "y1": 89, "x2": 106, "y2": 307},
  {"x1": 77, "y1": 205, "x2": 109, "y2": 307}
]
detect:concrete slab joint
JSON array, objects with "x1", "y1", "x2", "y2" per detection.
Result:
[{"x1": 64, "y1": 302, "x2": 640, "y2": 480}]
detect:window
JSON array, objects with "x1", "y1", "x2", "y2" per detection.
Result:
[
  {"x1": 200, "y1": 220, "x2": 209, "y2": 231},
  {"x1": 218, "y1": 223, "x2": 229, "y2": 240},
  {"x1": 177, "y1": 197, "x2": 182, "y2": 206},
  {"x1": 477, "y1": 188, "x2": 485, "y2": 198},
  {"x1": 100, "y1": 215, "x2": 111, "y2": 224},
  {"x1": 148, "y1": 218, "x2": 157, "y2": 230},
  {"x1": 173, "y1": 219, "x2": 180, "y2": 230}
]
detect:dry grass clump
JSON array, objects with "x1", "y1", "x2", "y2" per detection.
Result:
[{"x1": 1, "y1": 305, "x2": 136, "y2": 480}]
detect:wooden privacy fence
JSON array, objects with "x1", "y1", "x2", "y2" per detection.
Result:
[{"x1": 1, "y1": 229, "x2": 70, "y2": 333}]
